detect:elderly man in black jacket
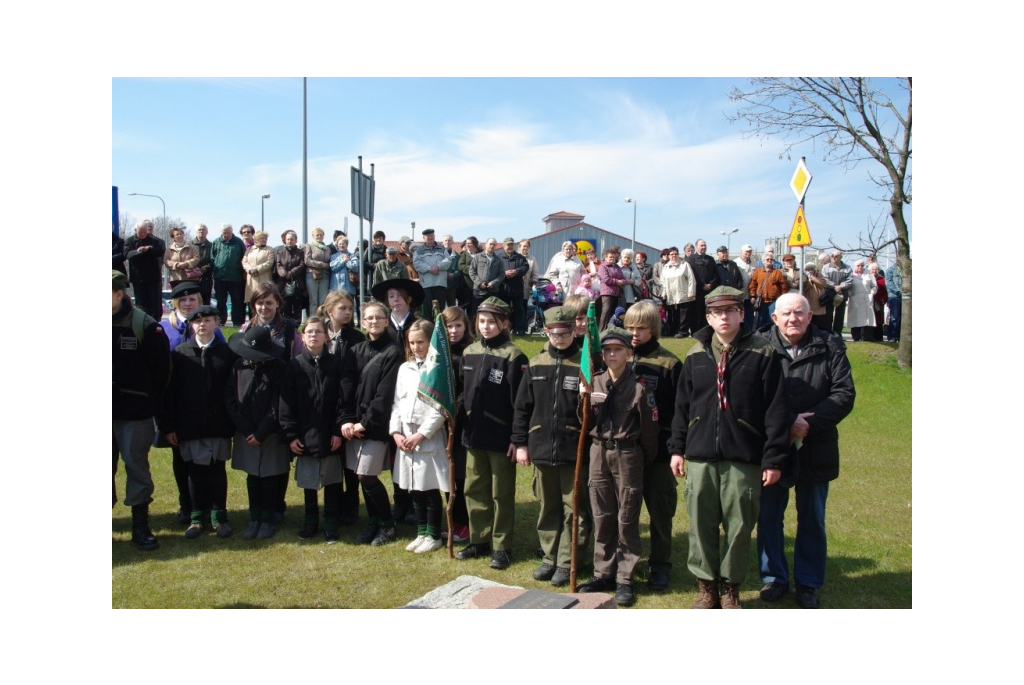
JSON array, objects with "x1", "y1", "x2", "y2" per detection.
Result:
[{"x1": 756, "y1": 293, "x2": 855, "y2": 609}]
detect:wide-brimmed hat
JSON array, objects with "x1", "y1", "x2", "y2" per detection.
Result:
[
  {"x1": 229, "y1": 326, "x2": 285, "y2": 361},
  {"x1": 371, "y1": 277, "x2": 425, "y2": 309}
]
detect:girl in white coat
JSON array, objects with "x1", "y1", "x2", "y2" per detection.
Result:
[{"x1": 390, "y1": 319, "x2": 450, "y2": 553}]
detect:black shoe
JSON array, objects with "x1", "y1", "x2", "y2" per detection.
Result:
[
  {"x1": 354, "y1": 524, "x2": 379, "y2": 545},
  {"x1": 324, "y1": 529, "x2": 340, "y2": 544},
  {"x1": 550, "y1": 567, "x2": 571, "y2": 587},
  {"x1": 533, "y1": 563, "x2": 556, "y2": 581},
  {"x1": 532, "y1": 565, "x2": 557, "y2": 581},
  {"x1": 298, "y1": 521, "x2": 319, "y2": 540},
  {"x1": 455, "y1": 542, "x2": 492, "y2": 560},
  {"x1": 647, "y1": 569, "x2": 669, "y2": 591},
  {"x1": 490, "y1": 550, "x2": 512, "y2": 570},
  {"x1": 614, "y1": 584, "x2": 636, "y2": 607},
  {"x1": 760, "y1": 581, "x2": 789, "y2": 602},
  {"x1": 576, "y1": 577, "x2": 615, "y2": 593},
  {"x1": 176, "y1": 508, "x2": 190, "y2": 526},
  {"x1": 132, "y1": 526, "x2": 159, "y2": 551},
  {"x1": 795, "y1": 584, "x2": 820, "y2": 609}
]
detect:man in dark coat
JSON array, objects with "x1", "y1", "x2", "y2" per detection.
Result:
[
  {"x1": 123, "y1": 219, "x2": 165, "y2": 320},
  {"x1": 714, "y1": 245, "x2": 743, "y2": 290},
  {"x1": 756, "y1": 293, "x2": 855, "y2": 609},
  {"x1": 687, "y1": 239, "x2": 720, "y2": 335}
]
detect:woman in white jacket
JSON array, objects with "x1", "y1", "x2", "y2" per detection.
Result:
[
  {"x1": 389, "y1": 319, "x2": 450, "y2": 554},
  {"x1": 658, "y1": 247, "x2": 696, "y2": 338}
]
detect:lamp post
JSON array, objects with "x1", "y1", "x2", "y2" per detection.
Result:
[
  {"x1": 624, "y1": 197, "x2": 637, "y2": 252},
  {"x1": 720, "y1": 227, "x2": 739, "y2": 252},
  {"x1": 128, "y1": 192, "x2": 165, "y2": 230},
  {"x1": 261, "y1": 194, "x2": 271, "y2": 233}
]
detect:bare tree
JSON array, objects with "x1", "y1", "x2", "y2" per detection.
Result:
[{"x1": 728, "y1": 77, "x2": 912, "y2": 367}]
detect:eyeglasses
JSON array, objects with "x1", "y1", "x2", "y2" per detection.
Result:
[
  {"x1": 241, "y1": 231, "x2": 254, "y2": 236},
  {"x1": 363, "y1": 315, "x2": 386, "y2": 321},
  {"x1": 707, "y1": 307, "x2": 743, "y2": 318},
  {"x1": 547, "y1": 330, "x2": 572, "y2": 339}
]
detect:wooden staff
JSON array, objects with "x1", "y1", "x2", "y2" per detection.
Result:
[
  {"x1": 445, "y1": 419, "x2": 456, "y2": 558},
  {"x1": 570, "y1": 393, "x2": 591, "y2": 593}
]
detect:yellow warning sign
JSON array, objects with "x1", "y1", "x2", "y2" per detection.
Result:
[{"x1": 788, "y1": 206, "x2": 812, "y2": 247}]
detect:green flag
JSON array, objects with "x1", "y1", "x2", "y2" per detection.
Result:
[
  {"x1": 417, "y1": 314, "x2": 457, "y2": 424},
  {"x1": 579, "y1": 301, "x2": 599, "y2": 383}
]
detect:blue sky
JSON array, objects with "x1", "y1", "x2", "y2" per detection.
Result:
[{"x1": 113, "y1": 77, "x2": 911, "y2": 258}]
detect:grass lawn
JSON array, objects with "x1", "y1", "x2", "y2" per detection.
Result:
[{"x1": 113, "y1": 331, "x2": 911, "y2": 609}]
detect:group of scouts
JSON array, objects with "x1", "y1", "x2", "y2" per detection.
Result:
[{"x1": 115, "y1": 261, "x2": 851, "y2": 609}]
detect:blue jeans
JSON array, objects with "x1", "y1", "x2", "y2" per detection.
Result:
[
  {"x1": 887, "y1": 296, "x2": 901, "y2": 341},
  {"x1": 757, "y1": 480, "x2": 829, "y2": 589}
]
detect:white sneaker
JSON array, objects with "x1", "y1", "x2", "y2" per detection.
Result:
[
  {"x1": 415, "y1": 536, "x2": 444, "y2": 554},
  {"x1": 406, "y1": 535, "x2": 426, "y2": 552}
]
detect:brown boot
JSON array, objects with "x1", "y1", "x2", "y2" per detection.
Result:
[
  {"x1": 720, "y1": 581, "x2": 742, "y2": 609},
  {"x1": 691, "y1": 579, "x2": 720, "y2": 609}
]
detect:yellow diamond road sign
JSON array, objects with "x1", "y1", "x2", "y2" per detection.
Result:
[
  {"x1": 790, "y1": 158, "x2": 812, "y2": 203},
  {"x1": 788, "y1": 206, "x2": 812, "y2": 247}
]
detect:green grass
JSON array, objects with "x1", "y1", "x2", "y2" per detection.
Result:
[{"x1": 113, "y1": 333, "x2": 911, "y2": 608}]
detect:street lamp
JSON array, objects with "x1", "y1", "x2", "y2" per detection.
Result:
[
  {"x1": 624, "y1": 198, "x2": 637, "y2": 252},
  {"x1": 128, "y1": 192, "x2": 165, "y2": 230},
  {"x1": 261, "y1": 194, "x2": 271, "y2": 233},
  {"x1": 720, "y1": 227, "x2": 739, "y2": 252}
]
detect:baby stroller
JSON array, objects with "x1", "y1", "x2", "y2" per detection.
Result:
[{"x1": 526, "y1": 278, "x2": 564, "y2": 335}]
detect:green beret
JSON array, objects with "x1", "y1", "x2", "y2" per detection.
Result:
[
  {"x1": 705, "y1": 286, "x2": 744, "y2": 307},
  {"x1": 544, "y1": 305, "x2": 576, "y2": 328},
  {"x1": 477, "y1": 297, "x2": 511, "y2": 317}
]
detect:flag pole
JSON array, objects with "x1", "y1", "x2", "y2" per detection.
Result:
[
  {"x1": 445, "y1": 422, "x2": 456, "y2": 559},
  {"x1": 570, "y1": 301, "x2": 598, "y2": 593}
]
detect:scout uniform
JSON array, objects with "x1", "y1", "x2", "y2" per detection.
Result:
[
  {"x1": 578, "y1": 327, "x2": 658, "y2": 601},
  {"x1": 511, "y1": 306, "x2": 589, "y2": 586},
  {"x1": 457, "y1": 297, "x2": 528, "y2": 569}
]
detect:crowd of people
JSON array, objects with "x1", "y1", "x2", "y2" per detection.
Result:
[{"x1": 115, "y1": 221, "x2": 873, "y2": 608}]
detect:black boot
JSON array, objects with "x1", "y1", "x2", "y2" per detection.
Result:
[{"x1": 131, "y1": 504, "x2": 159, "y2": 551}]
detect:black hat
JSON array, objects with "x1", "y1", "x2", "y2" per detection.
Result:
[
  {"x1": 717, "y1": 245, "x2": 729, "y2": 254},
  {"x1": 371, "y1": 278, "x2": 425, "y2": 309},
  {"x1": 421, "y1": 228, "x2": 435, "y2": 236},
  {"x1": 386, "y1": 245, "x2": 398, "y2": 254},
  {"x1": 171, "y1": 281, "x2": 201, "y2": 299},
  {"x1": 186, "y1": 304, "x2": 219, "y2": 322},
  {"x1": 229, "y1": 326, "x2": 285, "y2": 361}
]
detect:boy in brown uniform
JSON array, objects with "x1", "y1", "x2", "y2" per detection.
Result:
[{"x1": 576, "y1": 326, "x2": 658, "y2": 607}]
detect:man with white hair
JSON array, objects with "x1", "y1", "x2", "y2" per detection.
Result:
[
  {"x1": 210, "y1": 222, "x2": 247, "y2": 326},
  {"x1": 756, "y1": 293, "x2": 855, "y2": 608},
  {"x1": 821, "y1": 250, "x2": 853, "y2": 335},
  {"x1": 123, "y1": 219, "x2": 165, "y2": 319}
]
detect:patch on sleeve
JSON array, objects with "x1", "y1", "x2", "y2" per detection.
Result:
[
  {"x1": 637, "y1": 373, "x2": 658, "y2": 390},
  {"x1": 645, "y1": 389, "x2": 658, "y2": 422},
  {"x1": 120, "y1": 336, "x2": 138, "y2": 350},
  {"x1": 488, "y1": 368, "x2": 505, "y2": 384},
  {"x1": 562, "y1": 375, "x2": 579, "y2": 391}
]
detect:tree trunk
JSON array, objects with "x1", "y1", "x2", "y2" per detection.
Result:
[{"x1": 891, "y1": 201, "x2": 912, "y2": 368}]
